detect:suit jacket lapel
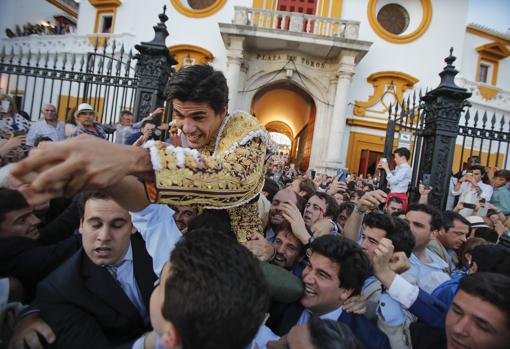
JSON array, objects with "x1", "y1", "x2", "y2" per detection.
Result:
[
  {"x1": 278, "y1": 302, "x2": 305, "y2": 336},
  {"x1": 82, "y1": 251, "x2": 138, "y2": 318},
  {"x1": 131, "y1": 233, "x2": 157, "y2": 309}
]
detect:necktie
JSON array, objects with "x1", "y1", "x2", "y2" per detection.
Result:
[{"x1": 105, "y1": 261, "x2": 147, "y2": 322}]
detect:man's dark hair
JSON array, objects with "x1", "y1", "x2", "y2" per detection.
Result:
[
  {"x1": 77, "y1": 191, "x2": 112, "y2": 219},
  {"x1": 309, "y1": 317, "x2": 363, "y2": 349},
  {"x1": 387, "y1": 196, "x2": 403, "y2": 205},
  {"x1": 407, "y1": 203, "x2": 443, "y2": 231},
  {"x1": 141, "y1": 119, "x2": 156, "y2": 128},
  {"x1": 468, "y1": 164, "x2": 485, "y2": 175},
  {"x1": 313, "y1": 192, "x2": 339, "y2": 219},
  {"x1": 298, "y1": 178, "x2": 316, "y2": 201},
  {"x1": 310, "y1": 235, "x2": 371, "y2": 295},
  {"x1": 33, "y1": 136, "x2": 53, "y2": 147},
  {"x1": 494, "y1": 170, "x2": 510, "y2": 181},
  {"x1": 441, "y1": 211, "x2": 471, "y2": 234},
  {"x1": 163, "y1": 228, "x2": 269, "y2": 349},
  {"x1": 363, "y1": 211, "x2": 394, "y2": 235},
  {"x1": 0, "y1": 188, "x2": 29, "y2": 224},
  {"x1": 474, "y1": 227, "x2": 499, "y2": 243},
  {"x1": 394, "y1": 147, "x2": 410, "y2": 161},
  {"x1": 391, "y1": 210, "x2": 406, "y2": 217},
  {"x1": 165, "y1": 64, "x2": 228, "y2": 114},
  {"x1": 120, "y1": 110, "x2": 133, "y2": 117},
  {"x1": 338, "y1": 202, "x2": 355, "y2": 216},
  {"x1": 263, "y1": 177, "x2": 280, "y2": 202},
  {"x1": 457, "y1": 273, "x2": 510, "y2": 330},
  {"x1": 187, "y1": 210, "x2": 234, "y2": 240},
  {"x1": 388, "y1": 217, "x2": 416, "y2": 257},
  {"x1": 471, "y1": 244, "x2": 510, "y2": 276}
]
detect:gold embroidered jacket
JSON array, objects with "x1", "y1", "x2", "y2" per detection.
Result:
[{"x1": 146, "y1": 111, "x2": 271, "y2": 242}]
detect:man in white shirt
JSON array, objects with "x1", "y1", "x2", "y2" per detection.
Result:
[
  {"x1": 403, "y1": 203, "x2": 451, "y2": 293},
  {"x1": 26, "y1": 104, "x2": 66, "y2": 146},
  {"x1": 379, "y1": 147, "x2": 412, "y2": 210},
  {"x1": 452, "y1": 165, "x2": 493, "y2": 216}
]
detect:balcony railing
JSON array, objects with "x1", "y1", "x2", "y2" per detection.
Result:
[{"x1": 233, "y1": 6, "x2": 360, "y2": 39}]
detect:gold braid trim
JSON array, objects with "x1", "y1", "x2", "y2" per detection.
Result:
[
  {"x1": 150, "y1": 112, "x2": 268, "y2": 241},
  {"x1": 229, "y1": 201, "x2": 262, "y2": 242}
]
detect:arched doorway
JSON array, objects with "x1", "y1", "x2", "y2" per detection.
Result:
[{"x1": 251, "y1": 82, "x2": 316, "y2": 171}]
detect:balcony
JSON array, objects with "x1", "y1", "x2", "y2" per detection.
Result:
[
  {"x1": 233, "y1": 6, "x2": 360, "y2": 39},
  {"x1": 220, "y1": 7, "x2": 371, "y2": 61},
  {"x1": 457, "y1": 77, "x2": 510, "y2": 113}
]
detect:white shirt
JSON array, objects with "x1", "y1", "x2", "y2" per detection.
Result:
[
  {"x1": 386, "y1": 163, "x2": 412, "y2": 193},
  {"x1": 26, "y1": 119, "x2": 66, "y2": 146},
  {"x1": 451, "y1": 180, "x2": 493, "y2": 202},
  {"x1": 129, "y1": 204, "x2": 182, "y2": 278}
]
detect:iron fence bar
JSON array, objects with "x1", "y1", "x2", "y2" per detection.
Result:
[{"x1": 495, "y1": 116, "x2": 505, "y2": 168}]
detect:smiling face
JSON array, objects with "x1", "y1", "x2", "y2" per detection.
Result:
[
  {"x1": 80, "y1": 198, "x2": 135, "y2": 266},
  {"x1": 172, "y1": 99, "x2": 226, "y2": 149},
  {"x1": 300, "y1": 252, "x2": 352, "y2": 315},
  {"x1": 172, "y1": 205, "x2": 198, "y2": 232},
  {"x1": 446, "y1": 290, "x2": 510, "y2": 349},
  {"x1": 0, "y1": 206, "x2": 40, "y2": 240}
]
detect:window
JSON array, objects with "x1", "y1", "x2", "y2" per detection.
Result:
[
  {"x1": 98, "y1": 14, "x2": 113, "y2": 33},
  {"x1": 377, "y1": 3, "x2": 410, "y2": 35},
  {"x1": 477, "y1": 63, "x2": 489, "y2": 83}
]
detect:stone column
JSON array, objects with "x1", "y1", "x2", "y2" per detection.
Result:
[
  {"x1": 324, "y1": 51, "x2": 356, "y2": 170},
  {"x1": 225, "y1": 35, "x2": 245, "y2": 111}
]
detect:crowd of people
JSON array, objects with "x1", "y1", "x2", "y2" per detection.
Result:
[
  {"x1": 5, "y1": 20, "x2": 76, "y2": 38},
  {"x1": 1, "y1": 64, "x2": 510, "y2": 349}
]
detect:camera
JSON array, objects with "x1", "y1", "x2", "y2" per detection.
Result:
[{"x1": 149, "y1": 127, "x2": 162, "y2": 141}]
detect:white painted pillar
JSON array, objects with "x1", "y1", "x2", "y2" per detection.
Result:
[
  {"x1": 225, "y1": 35, "x2": 245, "y2": 112},
  {"x1": 324, "y1": 52, "x2": 356, "y2": 170}
]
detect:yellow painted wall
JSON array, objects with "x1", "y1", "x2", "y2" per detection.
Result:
[
  {"x1": 253, "y1": 88, "x2": 311, "y2": 137},
  {"x1": 452, "y1": 144, "x2": 505, "y2": 174}
]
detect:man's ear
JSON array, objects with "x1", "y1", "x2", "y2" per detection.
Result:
[
  {"x1": 130, "y1": 224, "x2": 137, "y2": 235},
  {"x1": 469, "y1": 261, "x2": 478, "y2": 274},
  {"x1": 159, "y1": 322, "x2": 181, "y2": 349},
  {"x1": 78, "y1": 218, "x2": 84, "y2": 235},
  {"x1": 339, "y1": 288, "x2": 355, "y2": 303}
]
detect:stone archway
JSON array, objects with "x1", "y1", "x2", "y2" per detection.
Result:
[{"x1": 251, "y1": 81, "x2": 316, "y2": 171}]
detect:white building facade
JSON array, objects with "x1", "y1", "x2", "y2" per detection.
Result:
[{"x1": 1, "y1": 0, "x2": 509, "y2": 172}]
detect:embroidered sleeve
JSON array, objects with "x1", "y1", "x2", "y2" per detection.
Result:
[{"x1": 147, "y1": 138, "x2": 266, "y2": 209}]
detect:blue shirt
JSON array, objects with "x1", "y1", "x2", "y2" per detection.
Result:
[
  {"x1": 431, "y1": 271, "x2": 465, "y2": 308},
  {"x1": 249, "y1": 307, "x2": 343, "y2": 349},
  {"x1": 111, "y1": 244, "x2": 148, "y2": 324},
  {"x1": 490, "y1": 185, "x2": 510, "y2": 215},
  {"x1": 403, "y1": 249, "x2": 451, "y2": 294}
]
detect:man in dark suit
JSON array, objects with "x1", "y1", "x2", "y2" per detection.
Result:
[
  {"x1": 0, "y1": 188, "x2": 81, "y2": 301},
  {"x1": 266, "y1": 235, "x2": 391, "y2": 349},
  {"x1": 29, "y1": 191, "x2": 158, "y2": 348}
]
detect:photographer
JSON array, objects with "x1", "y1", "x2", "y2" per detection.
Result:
[
  {"x1": 452, "y1": 165, "x2": 493, "y2": 217},
  {"x1": 132, "y1": 119, "x2": 160, "y2": 146}
]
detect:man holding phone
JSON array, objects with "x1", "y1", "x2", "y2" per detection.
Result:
[
  {"x1": 452, "y1": 165, "x2": 493, "y2": 216},
  {"x1": 378, "y1": 148, "x2": 412, "y2": 210}
]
